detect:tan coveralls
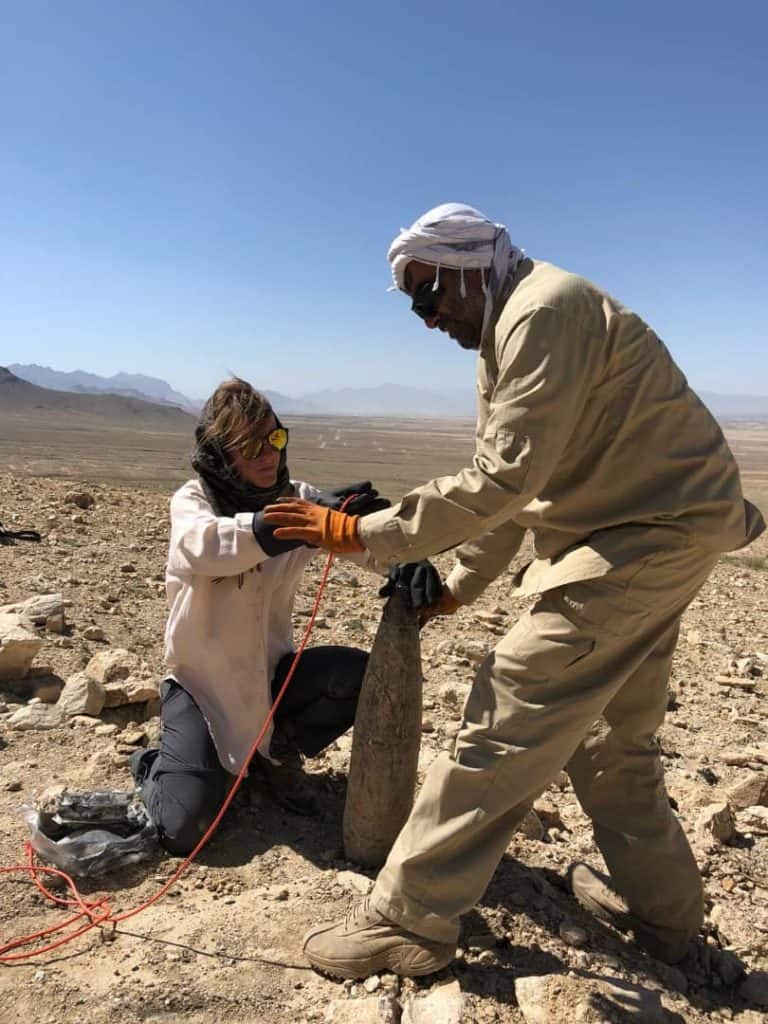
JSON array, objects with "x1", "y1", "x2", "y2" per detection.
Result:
[{"x1": 358, "y1": 259, "x2": 765, "y2": 946}]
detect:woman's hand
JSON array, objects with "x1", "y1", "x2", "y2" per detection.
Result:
[{"x1": 315, "y1": 481, "x2": 391, "y2": 517}]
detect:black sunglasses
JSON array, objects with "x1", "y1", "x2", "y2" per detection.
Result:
[{"x1": 410, "y1": 280, "x2": 445, "y2": 321}]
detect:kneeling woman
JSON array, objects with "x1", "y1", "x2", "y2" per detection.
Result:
[{"x1": 132, "y1": 377, "x2": 414, "y2": 855}]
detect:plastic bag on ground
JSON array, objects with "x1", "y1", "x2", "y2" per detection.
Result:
[{"x1": 22, "y1": 786, "x2": 158, "y2": 877}]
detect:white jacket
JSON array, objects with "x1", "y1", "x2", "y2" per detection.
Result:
[{"x1": 164, "y1": 478, "x2": 374, "y2": 773}]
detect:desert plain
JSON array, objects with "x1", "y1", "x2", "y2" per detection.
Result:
[{"x1": 1, "y1": 400, "x2": 767, "y2": 1024}]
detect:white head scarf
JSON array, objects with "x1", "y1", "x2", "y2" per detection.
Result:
[{"x1": 387, "y1": 203, "x2": 525, "y2": 335}]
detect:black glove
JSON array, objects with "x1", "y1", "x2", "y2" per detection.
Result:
[
  {"x1": 379, "y1": 560, "x2": 444, "y2": 610},
  {"x1": 252, "y1": 511, "x2": 313, "y2": 556},
  {"x1": 315, "y1": 481, "x2": 391, "y2": 517}
]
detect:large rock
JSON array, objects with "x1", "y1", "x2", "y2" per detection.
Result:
[
  {"x1": 85, "y1": 648, "x2": 139, "y2": 684},
  {"x1": 8, "y1": 703, "x2": 63, "y2": 731},
  {"x1": 514, "y1": 973, "x2": 682, "y2": 1024},
  {"x1": 102, "y1": 675, "x2": 159, "y2": 708},
  {"x1": 0, "y1": 611, "x2": 43, "y2": 680},
  {"x1": 402, "y1": 980, "x2": 465, "y2": 1024},
  {"x1": 727, "y1": 771, "x2": 768, "y2": 810},
  {"x1": 57, "y1": 672, "x2": 106, "y2": 718}
]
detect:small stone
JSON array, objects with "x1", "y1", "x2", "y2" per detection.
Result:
[
  {"x1": 119, "y1": 563, "x2": 136, "y2": 574},
  {"x1": 558, "y1": 921, "x2": 588, "y2": 947},
  {"x1": 57, "y1": 672, "x2": 106, "y2": 717},
  {"x1": 0, "y1": 770, "x2": 22, "y2": 790},
  {"x1": 516, "y1": 809, "x2": 545, "y2": 841},
  {"x1": 727, "y1": 771, "x2": 768, "y2": 809},
  {"x1": 82, "y1": 626, "x2": 105, "y2": 642},
  {"x1": 64, "y1": 491, "x2": 95, "y2": 509},
  {"x1": 738, "y1": 805, "x2": 768, "y2": 834},
  {"x1": 740, "y1": 971, "x2": 768, "y2": 1008},
  {"x1": 8, "y1": 703, "x2": 63, "y2": 731},
  {"x1": 85, "y1": 648, "x2": 139, "y2": 684},
  {"x1": 45, "y1": 613, "x2": 65, "y2": 634},
  {"x1": 335, "y1": 870, "x2": 373, "y2": 895},
  {"x1": 438, "y1": 683, "x2": 466, "y2": 709},
  {"x1": 103, "y1": 675, "x2": 159, "y2": 707},
  {"x1": 474, "y1": 611, "x2": 506, "y2": 627},
  {"x1": 715, "y1": 675, "x2": 756, "y2": 692},
  {"x1": 324, "y1": 997, "x2": 383, "y2": 1023},
  {"x1": 721, "y1": 745, "x2": 768, "y2": 767},
  {"x1": 71, "y1": 715, "x2": 103, "y2": 729},
  {"x1": 696, "y1": 800, "x2": 736, "y2": 843},
  {"x1": 95, "y1": 723, "x2": 119, "y2": 736},
  {"x1": 121, "y1": 729, "x2": 148, "y2": 747},
  {"x1": 362, "y1": 975, "x2": 380, "y2": 993},
  {"x1": 733, "y1": 656, "x2": 758, "y2": 678},
  {"x1": 421, "y1": 719, "x2": 435, "y2": 733},
  {"x1": 533, "y1": 796, "x2": 564, "y2": 830},
  {"x1": 401, "y1": 980, "x2": 465, "y2": 1024}
]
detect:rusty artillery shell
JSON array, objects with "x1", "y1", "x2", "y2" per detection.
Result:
[{"x1": 343, "y1": 589, "x2": 423, "y2": 868}]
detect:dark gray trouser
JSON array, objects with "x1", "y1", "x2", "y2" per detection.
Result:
[{"x1": 134, "y1": 645, "x2": 368, "y2": 854}]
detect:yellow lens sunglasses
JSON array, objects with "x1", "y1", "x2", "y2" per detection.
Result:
[{"x1": 238, "y1": 427, "x2": 289, "y2": 460}]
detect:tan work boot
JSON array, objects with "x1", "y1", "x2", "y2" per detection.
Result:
[
  {"x1": 568, "y1": 862, "x2": 691, "y2": 965},
  {"x1": 303, "y1": 896, "x2": 455, "y2": 979}
]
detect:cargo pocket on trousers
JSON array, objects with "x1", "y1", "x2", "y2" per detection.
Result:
[{"x1": 506, "y1": 609, "x2": 596, "y2": 677}]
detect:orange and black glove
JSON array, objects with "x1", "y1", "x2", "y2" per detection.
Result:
[
  {"x1": 416, "y1": 588, "x2": 462, "y2": 629},
  {"x1": 263, "y1": 499, "x2": 364, "y2": 554}
]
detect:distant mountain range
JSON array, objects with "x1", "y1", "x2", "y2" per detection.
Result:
[
  {"x1": 9, "y1": 363, "x2": 199, "y2": 413},
  {"x1": 0, "y1": 366, "x2": 193, "y2": 426},
  {"x1": 7, "y1": 363, "x2": 768, "y2": 421}
]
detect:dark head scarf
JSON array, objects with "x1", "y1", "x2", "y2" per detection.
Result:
[{"x1": 191, "y1": 404, "x2": 293, "y2": 517}]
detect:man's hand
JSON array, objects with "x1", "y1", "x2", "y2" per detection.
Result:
[
  {"x1": 263, "y1": 499, "x2": 364, "y2": 554},
  {"x1": 315, "y1": 481, "x2": 391, "y2": 517},
  {"x1": 379, "y1": 560, "x2": 462, "y2": 626},
  {"x1": 416, "y1": 589, "x2": 462, "y2": 629}
]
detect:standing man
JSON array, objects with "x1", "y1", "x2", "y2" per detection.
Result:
[{"x1": 264, "y1": 203, "x2": 764, "y2": 979}]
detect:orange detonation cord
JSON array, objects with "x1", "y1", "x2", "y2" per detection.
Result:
[{"x1": 1, "y1": 532, "x2": 348, "y2": 962}]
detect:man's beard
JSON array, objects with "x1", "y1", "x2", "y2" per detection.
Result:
[
  {"x1": 440, "y1": 317, "x2": 482, "y2": 350},
  {"x1": 455, "y1": 335, "x2": 481, "y2": 350}
]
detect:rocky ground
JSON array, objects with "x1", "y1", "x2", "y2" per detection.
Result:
[{"x1": 1, "y1": 472, "x2": 767, "y2": 1024}]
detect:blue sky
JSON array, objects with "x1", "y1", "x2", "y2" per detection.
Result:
[{"x1": 1, "y1": 1, "x2": 766, "y2": 400}]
